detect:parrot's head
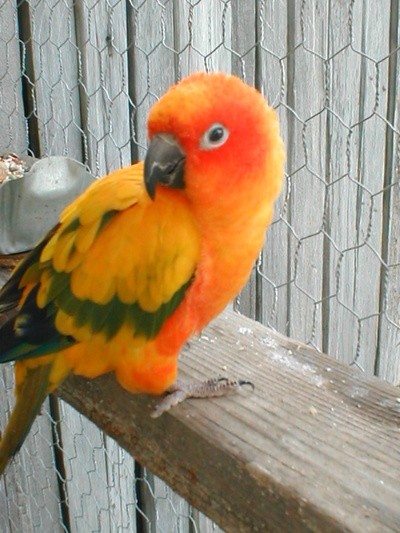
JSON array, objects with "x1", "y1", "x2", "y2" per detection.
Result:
[{"x1": 144, "y1": 71, "x2": 284, "y2": 221}]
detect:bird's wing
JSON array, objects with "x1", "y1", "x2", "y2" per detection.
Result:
[{"x1": 0, "y1": 163, "x2": 200, "y2": 363}]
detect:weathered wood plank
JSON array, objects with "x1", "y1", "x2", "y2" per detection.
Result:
[
  {"x1": 325, "y1": 0, "x2": 389, "y2": 373},
  {"x1": 0, "y1": 2, "x2": 27, "y2": 153},
  {"x1": 74, "y1": 0, "x2": 131, "y2": 173},
  {"x1": 375, "y1": 1, "x2": 400, "y2": 384},
  {"x1": 284, "y1": 1, "x2": 327, "y2": 347},
  {"x1": 58, "y1": 309, "x2": 400, "y2": 533},
  {"x1": 128, "y1": 0, "x2": 176, "y2": 161},
  {"x1": 29, "y1": 0, "x2": 82, "y2": 159},
  {"x1": 174, "y1": 0, "x2": 231, "y2": 79},
  {"x1": 230, "y1": 1, "x2": 257, "y2": 319},
  {"x1": 253, "y1": 0, "x2": 289, "y2": 332}
]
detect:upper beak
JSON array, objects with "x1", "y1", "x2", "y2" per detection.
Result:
[{"x1": 144, "y1": 134, "x2": 186, "y2": 200}]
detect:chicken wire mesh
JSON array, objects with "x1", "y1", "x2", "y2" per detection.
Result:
[{"x1": 1, "y1": 0, "x2": 400, "y2": 531}]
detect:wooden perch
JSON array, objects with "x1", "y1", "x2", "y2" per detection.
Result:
[{"x1": 58, "y1": 309, "x2": 400, "y2": 533}]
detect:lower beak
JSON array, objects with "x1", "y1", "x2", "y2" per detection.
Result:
[{"x1": 144, "y1": 134, "x2": 186, "y2": 199}]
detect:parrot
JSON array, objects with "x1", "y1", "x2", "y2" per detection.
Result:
[{"x1": 0, "y1": 71, "x2": 285, "y2": 475}]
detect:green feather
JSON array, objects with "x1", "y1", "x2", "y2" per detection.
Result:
[{"x1": 53, "y1": 271, "x2": 192, "y2": 341}]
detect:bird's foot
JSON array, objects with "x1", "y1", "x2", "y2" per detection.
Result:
[{"x1": 151, "y1": 376, "x2": 254, "y2": 418}]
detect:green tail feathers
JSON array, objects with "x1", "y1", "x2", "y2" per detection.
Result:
[{"x1": 0, "y1": 364, "x2": 52, "y2": 475}]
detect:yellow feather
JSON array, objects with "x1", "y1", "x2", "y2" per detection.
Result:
[
  {"x1": 53, "y1": 231, "x2": 76, "y2": 272},
  {"x1": 70, "y1": 266, "x2": 89, "y2": 300},
  {"x1": 91, "y1": 276, "x2": 116, "y2": 305},
  {"x1": 48, "y1": 354, "x2": 72, "y2": 391},
  {"x1": 55, "y1": 309, "x2": 93, "y2": 342},
  {"x1": 36, "y1": 269, "x2": 52, "y2": 308},
  {"x1": 74, "y1": 219, "x2": 101, "y2": 253},
  {"x1": 64, "y1": 248, "x2": 82, "y2": 273},
  {"x1": 54, "y1": 309, "x2": 75, "y2": 336},
  {"x1": 40, "y1": 232, "x2": 58, "y2": 263},
  {"x1": 116, "y1": 273, "x2": 138, "y2": 304}
]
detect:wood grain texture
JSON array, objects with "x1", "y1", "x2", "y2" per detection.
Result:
[
  {"x1": 74, "y1": 0, "x2": 131, "y2": 173},
  {"x1": 58, "y1": 309, "x2": 400, "y2": 533},
  {"x1": 325, "y1": 1, "x2": 389, "y2": 373},
  {"x1": 256, "y1": 0, "x2": 290, "y2": 334},
  {"x1": 375, "y1": 3, "x2": 400, "y2": 385},
  {"x1": 29, "y1": 0, "x2": 83, "y2": 159},
  {"x1": 0, "y1": 2, "x2": 27, "y2": 154}
]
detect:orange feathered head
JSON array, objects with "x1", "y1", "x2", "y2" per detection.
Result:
[{"x1": 144, "y1": 72, "x2": 284, "y2": 220}]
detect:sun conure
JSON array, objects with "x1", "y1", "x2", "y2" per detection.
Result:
[{"x1": 0, "y1": 72, "x2": 285, "y2": 474}]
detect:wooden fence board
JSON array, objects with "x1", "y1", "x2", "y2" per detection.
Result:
[
  {"x1": 230, "y1": 1, "x2": 257, "y2": 319},
  {"x1": 0, "y1": 375, "x2": 63, "y2": 533},
  {"x1": 284, "y1": 1, "x2": 327, "y2": 348},
  {"x1": 129, "y1": 0, "x2": 176, "y2": 161},
  {"x1": 29, "y1": 0, "x2": 82, "y2": 159},
  {"x1": 256, "y1": 0, "x2": 289, "y2": 333},
  {"x1": 74, "y1": 0, "x2": 131, "y2": 173},
  {"x1": 323, "y1": 0, "x2": 392, "y2": 374},
  {"x1": 325, "y1": 0, "x2": 367, "y2": 366},
  {"x1": 174, "y1": 0, "x2": 231, "y2": 79},
  {"x1": 0, "y1": 3, "x2": 27, "y2": 153},
  {"x1": 375, "y1": 2, "x2": 400, "y2": 384},
  {"x1": 172, "y1": 4, "x2": 232, "y2": 529}
]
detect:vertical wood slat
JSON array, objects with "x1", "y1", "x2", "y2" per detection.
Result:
[
  {"x1": 376, "y1": 0, "x2": 400, "y2": 384},
  {"x1": 0, "y1": 3, "x2": 27, "y2": 153},
  {"x1": 129, "y1": 3, "x2": 229, "y2": 531},
  {"x1": 230, "y1": 1, "x2": 257, "y2": 319},
  {"x1": 0, "y1": 368, "x2": 64, "y2": 533},
  {"x1": 348, "y1": 1, "x2": 390, "y2": 372},
  {"x1": 285, "y1": 0, "x2": 327, "y2": 348},
  {"x1": 22, "y1": 5, "x2": 86, "y2": 527},
  {"x1": 255, "y1": 0, "x2": 289, "y2": 333},
  {"x1": 129, "y1": 0, "x2": 176, "y2": 161},
  {"x1": 171, "y1": 3, "x2": 230, "y2": 532},
  {"x1": 325, "y1": 0, "x2": 389, "y2": 373},
  {"x1": 174, "y1": 0, "x2": 231, "y2": 79},
  {"x1": 29, "y1": 0, "x2": 82, "y2": 160},
  {"x1": 74, "y1": 0, "x2": 132, "y2": 174}
]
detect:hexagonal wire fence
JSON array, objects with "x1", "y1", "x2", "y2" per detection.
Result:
[{"x1": 1, "y1": 0, "x2": 400, "y2": 531}]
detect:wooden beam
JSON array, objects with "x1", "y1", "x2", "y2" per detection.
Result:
[{"x1": 58, "y1": 309, "x2": 400, "y2": 533}]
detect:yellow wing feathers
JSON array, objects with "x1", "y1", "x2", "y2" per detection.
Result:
[{"x1": 34, "y1": 164, "x2": 200, "y2": 340}]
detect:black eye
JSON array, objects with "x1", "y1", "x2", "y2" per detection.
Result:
[
  {"x1": 200, "y1": 123, "x2": 229, "y2": 150},
  {"x1": 209, "y1": 126, "x2": 224, "y2": 142}
]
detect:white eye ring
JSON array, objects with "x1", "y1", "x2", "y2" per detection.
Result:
[{"x1": 200, "y1": 123, "x2": 230, "y2": 150}]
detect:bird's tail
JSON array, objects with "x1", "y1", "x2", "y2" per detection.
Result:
[{"x1": 0, "y1": 363, "x2": 52, "y2": 475}]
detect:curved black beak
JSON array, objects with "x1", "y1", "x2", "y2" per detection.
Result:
[{"x1": 144, "y1": 134, "x2": 186, "y2": 200}]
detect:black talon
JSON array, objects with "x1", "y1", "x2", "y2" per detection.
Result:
[{"x1": 238, "y1": 379, "x2": 255, "y2": 390}]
